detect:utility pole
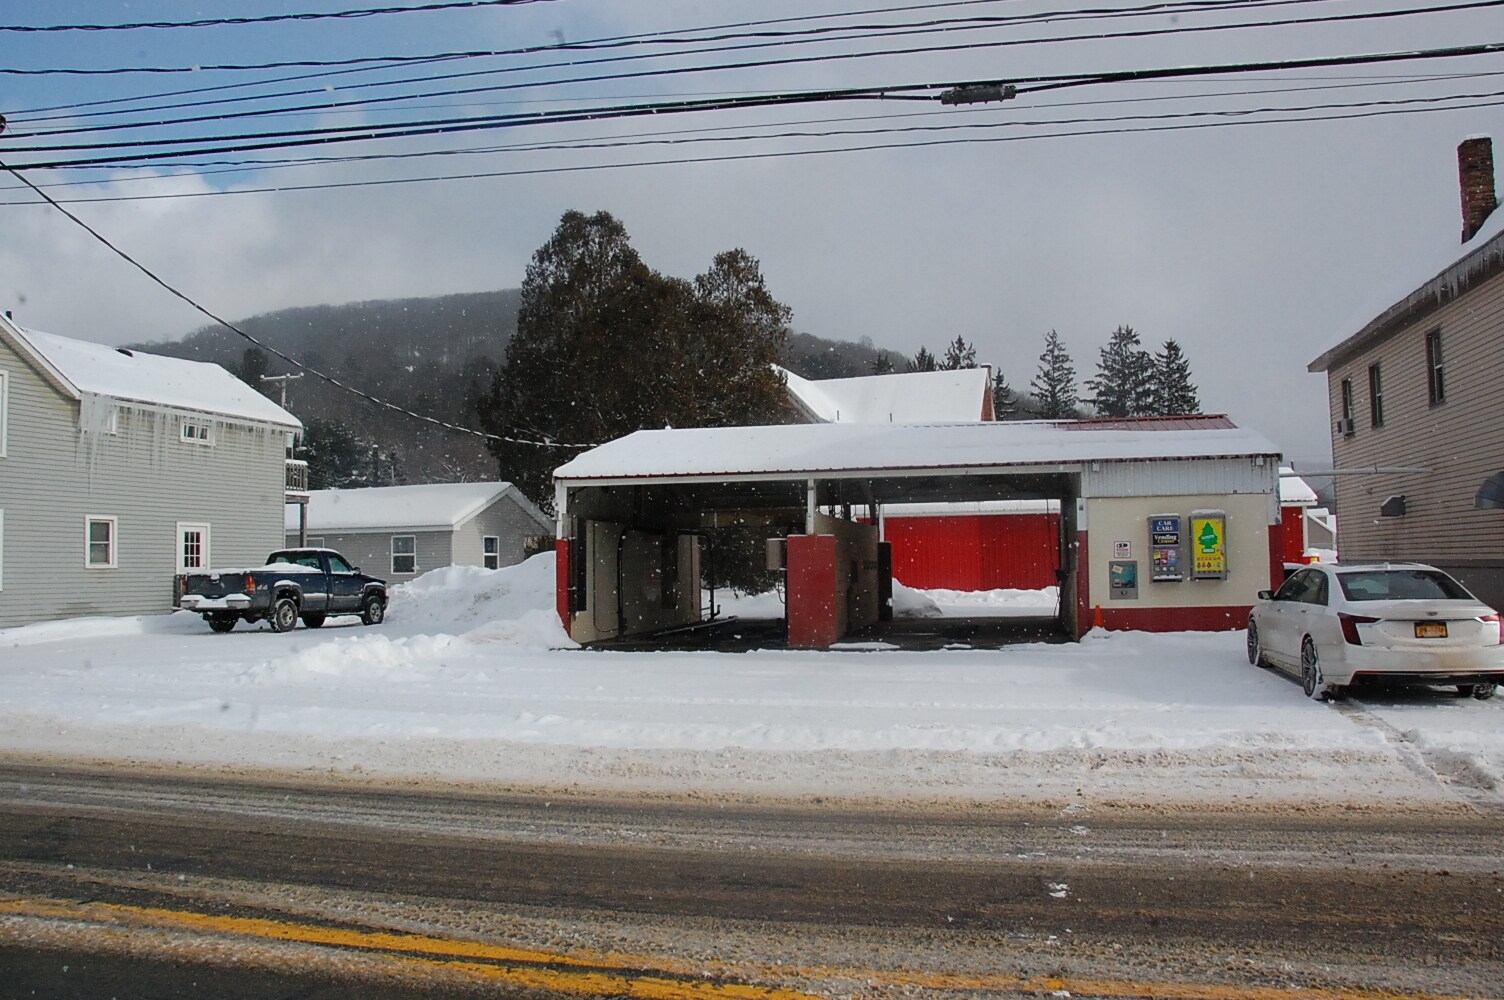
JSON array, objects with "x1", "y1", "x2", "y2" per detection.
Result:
[{"x1": 260, "y1": 372, "x2": 304, "y2": 408}]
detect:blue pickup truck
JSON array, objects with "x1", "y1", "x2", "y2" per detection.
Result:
[{"x1": 178, "y1": 548, "x2": 388, "y2": 633}]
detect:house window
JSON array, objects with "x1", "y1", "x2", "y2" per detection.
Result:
[
  {"x1": 306, "y1": 537, "x2": 324, "y2": 549},
  {"x1": 1367, "y1": 363, "x2": 1384, "y2": 428},
  {"x1": 391, "y1": 535, "x2": 416, "y2": 575},
  {"x1": 1338, "y1": 378, "x2": 1355, "y2": 435},
  {"x1": 483, "y1": 536, "x2": 500, "y2": 570},
  {"x1": 86, "y1": 516, "x2": 117, "y2": 568},
  {"x1": 177, "y1": 522, "x2": 210, "y2": 572},
  {"x1": 180, "y1": 421, "x2": 214, "y2": 444},
  {"x1": 1426, "y1": 329, "x2": 1446, "y2": 405},
  {"x1": 0, "y1": 370, "x2": 8, "y2": 458}
]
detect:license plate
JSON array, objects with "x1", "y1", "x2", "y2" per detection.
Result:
[{"x1": 1415, "y1": 622, "x2": 1448, "y2": 639}]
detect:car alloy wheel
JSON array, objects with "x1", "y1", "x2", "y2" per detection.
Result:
[
  {"x1": 1470, "y1": 682, "x2": 1497, "y2": 701},
  {"x1": 1301, "y1": 637, "x2": 1327, "y2": 700},
  {"x1": 1246, "y1": 620, "x2": 1265, "y2": 667}
]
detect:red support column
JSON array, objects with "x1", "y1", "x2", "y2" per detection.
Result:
[
  {"x1": 786, "y1": 533, "x2": 841, "y2": 649},
  {"x1": 555, "y1": 538, "x2": 572, "y2": 634},
  {"x1": 1267, "y1": 520, "x2": 1285, "y2": 591}
]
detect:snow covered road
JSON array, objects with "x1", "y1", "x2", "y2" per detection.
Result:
[{"x1": 2, "y1": 555, "x2": 1500, "y2": 809}]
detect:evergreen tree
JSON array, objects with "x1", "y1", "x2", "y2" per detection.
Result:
[
  {"x1": 870, "y1": 352, "x2": 897, "y2": 375},
  {"x1": 237, "y1": 346, "x2": 272, "y2": 396},
  {"x1": 1086, "y1": 325, "x2": 1155, "y2": 417},
  {"x1": 296, "y1": 418, "x2": 367, "y2": 489},
  {"x1": 1152, "y1": 338, "x2": 1201, "y2": 415},
  {"x1": 992, "y1": 369, "x2": 1019, "y2": 419},
  {"x1": 907, "y1": 346, "x2": 938, "y2": 372},
  {"x1": 940, "y1": 335, "x2": 978, "y2": 370},
  {"x1": 1030, "y1": 330, "x2": 1078, "y2": 418},
  {"x1": 476, "y1": 211, "x2": 790, "y2": 509}
]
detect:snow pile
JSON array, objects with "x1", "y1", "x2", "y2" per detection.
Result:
[
  {"x1": 918, "y1": 585, "x2": 1059, "y2": 617},
  {"x1": 2, "y1": 555, "x2": 1502, "y2": 808},
  {"x1": 388, "y1": 553, "x2": 568, "y2": 631},
  {"x1": 891, "y1": 580, "x2": 943, "y2": 618}
]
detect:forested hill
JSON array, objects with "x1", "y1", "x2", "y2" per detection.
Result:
[{"x1": 129, "y1": 289, "x2": 892, "y2": 483}]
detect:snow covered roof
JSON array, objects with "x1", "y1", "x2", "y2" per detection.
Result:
[
  {"x1": 2, "y1": 318, "x2": 300, "y2": 430},
  {"x1": 286, "y1": 481, "x2": 545, "y2": 533},
  {"x1": 779, "y1": 365, "x2": 992, "y2": 423},
  {"x1": 1278, "y1": 468, "x2": 1319, "y2": 506},
  {"x1": 881, "y1": 499, "x2": 1060, "y2": 517},
  {"x1": 1309, "y1": 202, "x2": 1504, "y2": 373},
  {"x1": 555, "y1": 420, "x2": 1281, "y2": 483}
]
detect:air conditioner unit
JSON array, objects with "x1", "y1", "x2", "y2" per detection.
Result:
[{"x1": 1335, "y1": 417, "x2": 1355, "y2": 436}]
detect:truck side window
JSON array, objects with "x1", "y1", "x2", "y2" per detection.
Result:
[{"x1": 327, "y1": 554, "x2": 353, "y2": 573}]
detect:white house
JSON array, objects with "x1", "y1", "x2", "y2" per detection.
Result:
[
  {"x1": 0, "y1": 314, "x2": 302, "y2": 627},
  {"x1": 285, "y1": 481, "x2": 552, "y2": 579}
]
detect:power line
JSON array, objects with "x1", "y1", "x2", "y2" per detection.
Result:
[
  {"x1": 6, "y1": 87, "x2": 1501, "y2": 210},
  {"x1": 0, "y1": 0, "x2": 555, "y2": 33},
  {"x1": 16, "y1": 69, "x2": 1497, "y2": 193},
  {"x1": 0, "y1": 160, "x2": 587, "y2": 450},
  {"x1": 0, "y1": 0, "x2": 1340, "y2": 138},
  {"x1": 8, "y1": 40, "x2": 1504, "y2": 171},
  {"x1": 0, "y1": 0, "x2": 1479, "y2": 78}
]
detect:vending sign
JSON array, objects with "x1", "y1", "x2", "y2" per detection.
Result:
[
  {"x1": 1190, "y1": 510, "x2": 1228, "y2": 580},
  {"x1": 1148, "y1": 513, "x2": 1183, "y2": 582}
]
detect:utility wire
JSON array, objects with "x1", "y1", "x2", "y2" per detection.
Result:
[
  {"x1": 0, "y1": 0, "x2": 1349, "y2": 137},
  {"x1": 9, "y1": 70, "x2": 1502, "y2": 194},
  {"x1": 1, "y1": 0, "x2": 1266, "y2": 118},
  {"x1": 8, "y1": 40, "x2": 1504, "y2": 171},
  {"x1": 0, "y1": 0, "x2": 555, "y2": 33},
  {"x1": 0, "y1": 0, "x2": 1481, "y2": 77},
  {"x1": 0, "y1": 160, "x2": 586, "y2": 449},
  {"x1": 7, "y1": 88, "x2": 1501, "y2": 209}
]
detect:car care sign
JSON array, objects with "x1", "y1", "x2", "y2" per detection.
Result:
[{"x1": 1190, "y1": 510, "x2": 1228, "y2": 580}]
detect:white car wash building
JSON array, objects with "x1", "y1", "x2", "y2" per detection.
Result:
[{"x1": 551, "y1": 416, "x2": 1284, "y2": 648}]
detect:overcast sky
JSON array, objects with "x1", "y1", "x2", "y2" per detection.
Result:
[{"x1": 2, "y1": 0, "x2": 1502, "y2": 464}]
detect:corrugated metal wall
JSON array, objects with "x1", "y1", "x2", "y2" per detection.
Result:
[{"x1": 885, "y1": 514, "x2": 1060, "y2": 590}]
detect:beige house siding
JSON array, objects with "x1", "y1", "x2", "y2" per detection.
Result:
[{"x1": 1322, "y1": 266, "x2": 1504, "y2": 604}]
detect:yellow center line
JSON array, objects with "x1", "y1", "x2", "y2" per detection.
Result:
[
  {"x1": 0, "y1": 896, "x2": 813, "y2": 1000},
  {"x1": 0, "y1": 895, "x2": 1476, "y2": 1000}
]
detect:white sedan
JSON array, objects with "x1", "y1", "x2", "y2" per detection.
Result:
[{"x1": 1246, "y1": 562, "x2": 1503, "y2": 701}]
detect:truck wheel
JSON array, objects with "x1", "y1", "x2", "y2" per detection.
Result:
[
  {"x1": 207, "y1": 613, "x2": 237, "y2": 634},
  {"x1": 301, "y1": 612, "x2": 326, "y2": 629},
  {"x1": 360, "y1": 593, "x2": 386, "y2": 626},
  {"x1": 270, "y1": 596, "x2": 299, "y2": 633}
]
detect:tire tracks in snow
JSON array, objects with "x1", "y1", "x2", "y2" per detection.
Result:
[{"x1": 1333, "y1": 698, "x2": 1504, "y2": 814}]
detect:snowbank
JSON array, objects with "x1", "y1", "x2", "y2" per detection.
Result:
[{"x1": 2, "y1": 554, "x2": 1500, "y2": 810}]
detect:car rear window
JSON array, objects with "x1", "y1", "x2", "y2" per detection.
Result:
[{"x1": 1337, "y1": 569, "x2": 1473, "y2": 602}]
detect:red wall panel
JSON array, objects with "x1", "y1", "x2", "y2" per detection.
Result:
[
  {"x1": 884, "y1": 514, "x2": 1060, "y2": 591},
  {"x1": 1280, "y1": 506, "x2": 1307, "y2": 565}
]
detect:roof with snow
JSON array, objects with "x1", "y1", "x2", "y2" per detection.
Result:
[
  {"x1": 779, "y1": 365, "x2": 993, "y2": 423},
  {"x1": 286, "y1": 481, "x2": 546, "y2": 533},
  {"x1": 1278, "y1": 468, "x2": 1319, "y2": 506},
  {"x1": 555, "y1": 419, "x2": 1280, "y2": 484},
  {"x1": 1308, "y1": 203, "x2": 1504, "y2": 373},
  {"x1": 1, "y1": 317, "x2": 300, "y2": 430}
]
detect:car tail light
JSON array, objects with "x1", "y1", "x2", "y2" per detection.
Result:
[
  {"x1": 1338, "y1": 612, "x2": 1379, "y2": 645},
  {"x1": 1481, "y1": 613, "x2": 1502, "y2": 644},
  {"x1": 241, "y1": 576, "x2": 256, "y2": 594}
]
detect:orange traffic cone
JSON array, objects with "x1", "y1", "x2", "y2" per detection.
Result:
[{"x1": 1092, "y1": 604, "x2": 1104, "y2": 629}]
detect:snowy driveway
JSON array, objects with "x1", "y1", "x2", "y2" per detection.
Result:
[{"x1": 2, "y1": 556, "x2": 1500, "y2": 809}]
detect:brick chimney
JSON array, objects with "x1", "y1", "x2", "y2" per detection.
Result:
[{"x1": 1459, "y1": 136, "x2": 1498, "y2": 243}]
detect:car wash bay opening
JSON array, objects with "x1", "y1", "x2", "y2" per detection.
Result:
[{"x1": 552, "y1": 418, "x2": 1284, "y2": 649}]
